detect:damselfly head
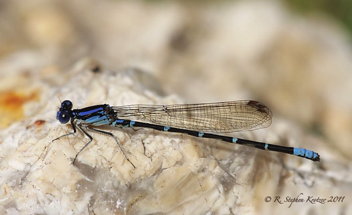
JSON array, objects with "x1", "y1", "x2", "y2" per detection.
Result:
[{"x1": 56, "y1": 100, "x2": 73, "y2": 124}]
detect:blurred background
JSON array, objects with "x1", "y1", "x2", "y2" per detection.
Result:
[
  {"x1": 0, "y1": 0, "x2": 351, "y2": 214},
  {"x1": 0, "y1": 0, "x2": 351, "y2": 159}
]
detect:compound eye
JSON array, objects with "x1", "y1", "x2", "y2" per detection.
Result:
[
  {"x1": 62, "y1": 100, "x2": 73, "y2": 110},
  {"x1": 57, "y1": 110, "x2": 70, "y2": 124}
]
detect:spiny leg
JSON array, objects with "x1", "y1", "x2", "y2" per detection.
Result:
[
  {"x1": 52, "y1": 121, "x2": 92, "y2": 164},
  {"x1": 73, "y1": 125, "x2": 94, "y2": 164},
  {"x1": 87, "y1": 127, "x2": 136, "y2": 169},
  {"x1": 52, "y1": 119, "x2": 77, "y2": 142}
]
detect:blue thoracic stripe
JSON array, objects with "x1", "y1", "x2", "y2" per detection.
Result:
[
  {"x1": 130, "y1": 121, "x2": 135, "y2": 127},
  {"x1": 92, "y1": 118, "x2": 110, "y2": 126},
  {"x1": 86, "y1": 115, "x2": 109, "y2": 125},
  {"x1": 232, "y1": 137, "x2": 238, "y2": 143},
  {"x1": 198, "y1": 132, "x2": 204, "y2": 137},
  {"x1": 164, "y1": 126, "x2": 170, "y2": 131},
  {"x1": 85, "y1": 115, "x2": 101, "y2": 124},
  {"x1": 78, "y1": 107, "x2": 104, "y2": 116}
]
